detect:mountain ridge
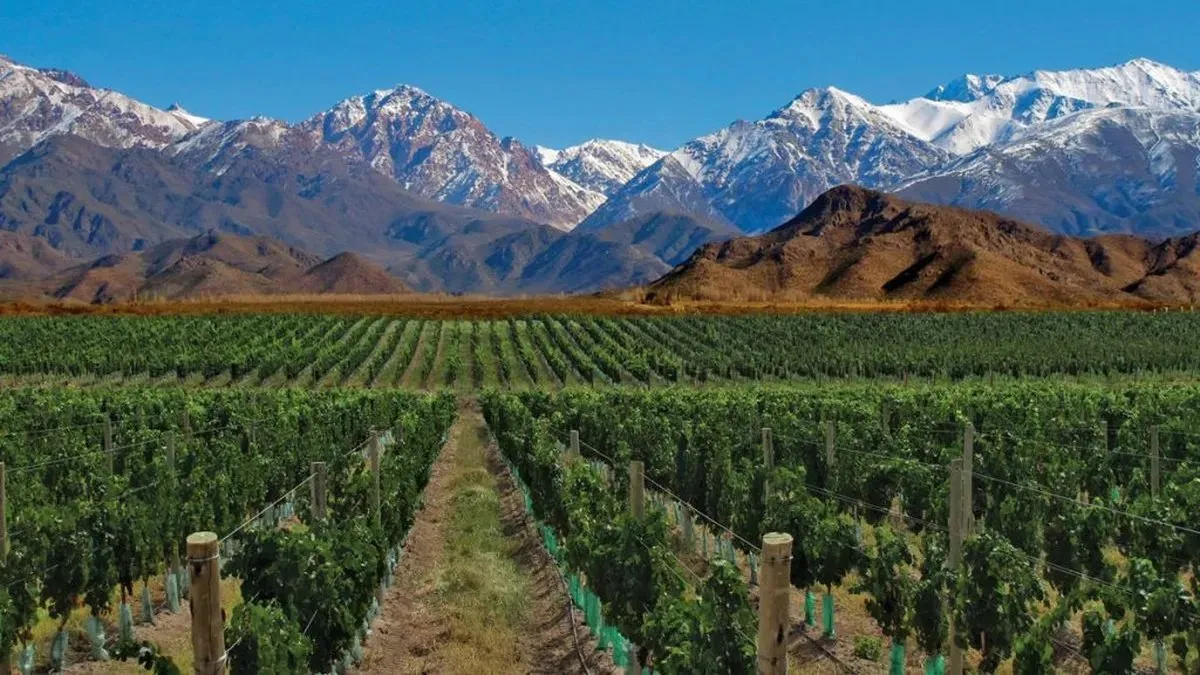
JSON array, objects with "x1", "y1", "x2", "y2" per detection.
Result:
[{"x1": 645, "y1": 185, "x2": 1200, "y2": 306}]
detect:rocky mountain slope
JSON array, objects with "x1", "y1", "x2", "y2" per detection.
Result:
[
  {"x1": 0, "y1": 54, "x2": 210, "y2": 167},
  {"x1": 0, "y1": 55, "x2": 600, "y2": 230},
  {"x1": 898, "y1": 107, "x2": 1200, "y2": 237},
  {"x1": 0, "y1": 134, "x2": 700, "y2": 297},
  {"x1": 645, "y1": 185, "x2": 1200, "y2": 306}
]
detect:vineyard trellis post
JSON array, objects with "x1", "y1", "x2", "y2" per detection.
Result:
[
  {"x1": 183, "y1": 407, "x2": 192, "y2": 442},
  {"x1": 628, "y1": 460, "x2": 645, "y2": 519},
  {"x1": 1150, "y1": 425, "x2": 1161, "y2": 497},
  {"x1": 756, "y1": 531, "x2": 793, "y2": 675},
  {"x1": 368, "y1": 431, "x2": 382, "y2": 529},
  {"x1": 187, "y1": 531, "x2": 226, "y2": 675},
  {"x1": 0, "y1": 461, "x2": 7, "y2": 560},
  {"x1": 947, "y1": 457, "x2": 965, "y2": 675},
  {"x1": 569, "y1": 429, "x2": 580, "y2": 458},
  {"x1": 823, "y1": 420, "x2": 836, "y2": 472},
  {"x1": 762, "y1": 427, "x2": 774, "y2": 506},
  {"x1": 167, "y1": 432, "x2": 182, "y2": 578},
  {"x1": 0, "y1": 463, "x2": 6, "y2": 675},
  {"x1": 962, "y1": 421, "x2": 975, "y2": 534},
  {"x1": 311, "y1": 461, "x2": 328, "y2": 521},
  {"x1": 103, "y1": 414, "x2": 113, "y2": 475}
]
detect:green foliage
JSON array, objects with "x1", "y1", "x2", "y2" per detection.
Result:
[
  {"x1": 853, "y1": 635, "x2": 883, "y2": 661},
  {"x1": 912, "y1": 536, "x2": 949, "y2": 659},
  {"x1": 224, "y1": 602, "x2": 312, "y2": 675},
  {"x1": 643, "y1": 561, "x2": 756, "y2": 675},
  {"x1": 1082, "y1": 609, "x2": 1140, "y2": 674},
  {"x1": 854, "y1": 525, "x2": 915, "y2": 642},
  {"x1": 955, "y1": 531, "x2": 1044, "y2": 673}
]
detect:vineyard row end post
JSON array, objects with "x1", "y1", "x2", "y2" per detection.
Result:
[
  {"x1": 569, "y1": 429, "x2": 580, "y2": 458},
  {"x1": 756, "y1": 531, "x2": 793, "y2": 674},
  {"x1": 187, "y1": 531, "x2": 226, "y2": 675}
]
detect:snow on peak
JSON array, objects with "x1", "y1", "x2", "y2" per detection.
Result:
[
  {"x1": 925, "y1": 73, "x2": 1005, "y2": 102},
  {"x1": 534, "y1": 145, "x2": 561, "y2": 165},
  {"x1": 881, "y1": 58, "x2": 1200, "y2": 155},
  {"x1": 0, "y1": 56, "x2": 215, "y2": 164},
  {"x1": 166, "y1": 103, "x2": 211, "y2": 127},
  {"x1": 538, "y1": 138, "x2": 666, "y2": 196}
]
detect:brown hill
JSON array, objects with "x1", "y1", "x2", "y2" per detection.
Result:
[
  {"x1": 30, "y1": 231, "x2": 405, "y2": 303},
  {"x1": 645, "y1": 185, "x2": 1200, "y2": 306},
  {"x1": 294, "y1": 253, "x2": 408, "y2": 294},
  {"x1": 0, "y1": 232, "x2": 72, "y2": 280}
]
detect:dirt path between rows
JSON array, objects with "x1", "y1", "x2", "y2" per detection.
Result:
[{"x1": 353, "y1": 398, "x2": 614, "y2": 674}]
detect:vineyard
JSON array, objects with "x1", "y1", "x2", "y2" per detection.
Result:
[
  {"x1": 0, "y1": 387, "x2": 455, "y2": 673},
  {"x1": 482, "y1": 381, "x2": 1200, "y2": 674},
  {"x1": 3, "y1": 309, "x2": 1200, "y2": 673},
  {"x1": 4, "y1": 311, "x2": 1200, "y2": 389}
]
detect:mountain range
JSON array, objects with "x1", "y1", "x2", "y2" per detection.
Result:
[{"x1": 1, "y1": 53, "x2": 1199, "y2": 298}]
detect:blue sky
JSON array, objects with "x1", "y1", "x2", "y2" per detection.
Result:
[{"x1": 3, "y1": 0, "x2": 1198, "y2": 149}]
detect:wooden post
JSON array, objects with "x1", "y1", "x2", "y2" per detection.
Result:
[
  {"x1": 311, "y1": 462, "x2": 328, "y2": 521},
  {"x1": 962, "y1": 421, "x2": 975, "y2": 534},
  {"x1": 569, "y1": 430, "x2": 580, "y2": 458},
  {"x1": 1150, "y1": 426, "x2": 1161, "y2": 498},
  {"x1": 369, "y1": 432, "x2": 382, "y2": 528},
  {"x1": 756, "y1": 532, "x2": 793, "y2": 675},
  {"x1": 823, "y1": 420, "x2": 836, "y2": 475},
  {"x1": 629, "y1": 461, "x2": 645, "y2": 520},
  {"x1": 0, "y1": 462, "x2": 7, "y2": 560},
  {"x1": 0, "y1": 463, "x2": 6, "y2": 675},
  {"x1": 166, "y1": 433, "x2": 181, "y2": 576},
  {"x1": 103, "y1": 415, "x2": 113, "y2": 475},
  {"x1": 762, "y1": 427, "x2": 774, "y2": 507},
  {"x1": 947, "y1": 458, "x2": 964, "y2": 675},
  {"x1": 187, "y1": 532, "x2": 226, "y2": 675}
]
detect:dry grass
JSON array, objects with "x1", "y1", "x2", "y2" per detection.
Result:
[
  {"x1": 0, "y1": 290, "x2": 1177, "y2": 320},
  {"x1": 432, "y1": 420, "x2": 529, "y2": 673}
]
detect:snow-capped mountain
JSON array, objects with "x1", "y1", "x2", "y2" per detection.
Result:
[
  {"x1": 0, "y1": 54, "x2": 212, "y2": 166},
  {"x1": 879, "y1": 58, "x2": 1200, "y2": 154},
  {"x1": 898, "y1": 106, "x2": 1200, "y2": 236},
  {"x1": 0, "y1": 56, "x2": 603, "y2": 230},
  {"x1": 292, "y1": 86, "x2": 604, "y2": 229},
  {"x1": 535, "y1": 139, "x2": 665, "y2": 196},
  {"x1": 582, "y1": 87, "x2": 948, "y2": 233}
]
